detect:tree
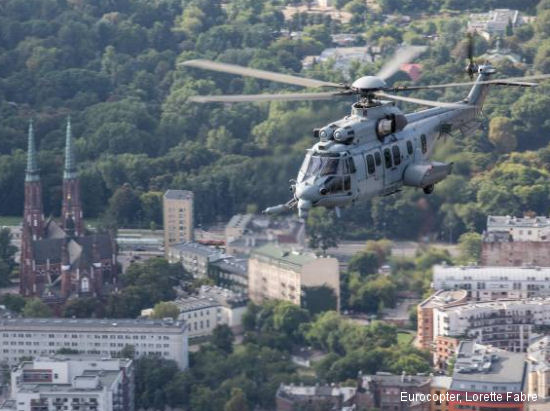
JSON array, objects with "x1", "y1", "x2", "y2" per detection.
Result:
[
  {"x1": 306, "y1": 208, "x2": 344, "y2": 255},
  {"x1": 22, "y1": 298, "x2": 53, "y2": 318},
  {"x1": 488, "y1": 117, "x2": 517, "y2": 153},
  {"x1": 0, "y1": 228, "x2": 16, "y2": 287},
  {"x1": 62, "y1": 297, "x2": 103, "y2": 318},
  {"x1": 457, "y1": 232, "x2": 482, "y2": 264},
  {"x1": 211, "y1": 324, "x2": 235, "y2": 353},
  {"x1": 348, "y1": 250, "x2": 379, "y2": 277},
  {"x1": 151, "y1": 301, "x2": 180, "y2": 320},
  {"x1": 224, "y1": 388, "x2": 249, "y2": 411},
  {"x1": 0, "y1": 294, "x2": 26, "y2": 313},
  {"x1": 105, "y1": 183, "x2": 142, "y2": 227}
]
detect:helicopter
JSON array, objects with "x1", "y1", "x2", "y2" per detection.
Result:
[{"x1": 181, "y1": 40, "x2": 550, "y2": 219}]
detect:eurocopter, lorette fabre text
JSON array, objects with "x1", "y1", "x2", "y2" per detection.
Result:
[
  {"x1": 181, "y1": 34, "x2": 550, "y2": 219},
  {"x1": 400, "y1": 391, "x2": 539, "y2": 404}
]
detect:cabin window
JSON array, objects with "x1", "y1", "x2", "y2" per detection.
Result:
[
  {"x1": 392, "y1": 145, "x2": 401, "y2": 166},
  {"x1": 383, "y1": 149, "x2": 392, "y2": 169},
  {"x1": 374, "y1": 152, "x2": 381, "y2": 166},
  {"x1": 407, "y1": 141, "x2": 413, "y2": 155},
  {"x1": 366, "y1": 155, "x2": 375, "y2": 175},
  {"x1": 421, "y1": 134, "x2": 427, "y2": 154},
  {"x1": 348, "y1": 157, "x2": 356, "y2": 173}
]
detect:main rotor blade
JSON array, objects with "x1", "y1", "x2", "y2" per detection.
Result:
[
  {"x1": 180, "y1": 59, "x2": 343, "y2": 89},
  {"x1": 188, "y1": 91, "x2": 352, "y2": 103},
  {"x1": 376, "y1": 46, "x2": 428, "y2": 80},
  {"x1": 390, "y1": 73, "x2": 550, "y2": 91},
  {"x1": 375, "y1": 92, "x2": 473, "y2": 109}
]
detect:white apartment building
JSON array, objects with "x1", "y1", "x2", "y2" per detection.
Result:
[
  {"x1": 433, "y1": 297, "x2": 550, "y2": 352},
  {"x1": 432, "y1": 264, "x2": 550, "y2": 300},
  {"x1": 486, "y1": 215, "x2": 550, "y2": 241},
  {"x1": 6, "y1": 356, "x2": 133, "y2": 411},
  {"x1": 0, "y1": 318, "x2": 188, "y2": 370},
  {"x1": 248, "y1": 244, "x2": 340, "y2": 311},
  {"x1": 173, "y1": 286, "x2": 247, "y2": 339}
]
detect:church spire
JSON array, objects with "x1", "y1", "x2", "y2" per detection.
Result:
[
  {"x1": 25, "y1": 120, "x2": 39, "y2": 182},
  {"x1": 64, "y1": 116, "x2": 77, "y2": 180}
]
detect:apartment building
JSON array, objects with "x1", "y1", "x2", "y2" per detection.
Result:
[
  {"x1": 248, "y1": 244, "x2": 339, "y2": 311},
  {"x1": 482, "y1": 215, "x2": 550, "y2": 266},
  {"x1": 417, "y1": 290, "x2": 468, "y2": 350},
  {"x1": 167, "y1": 241, "x2": 223, "y2": 278},
  {"x1": 163, "y1": 190, "x2": 193, "y2": 256},
  {"x1": 0, "y1": 318, "x2": 188, "y2": 370},
  {"x1": 526, "y1": 335, "x2": 550, "y2": 410},
  {"x1": 5, "y1": 356, "x2": 133, "y2": 411},
  {"x1": 173, "y1": 285, "x2": 247, "y2": 339},
  {"x1": 433, "y1": 298, "x2": 550, "y2": 352},
  {"x1": 432, "y1": 265, "x2": 550, "y2": 300},
  {"x1": 448, "y1": 341, "x2": 526, "y2": 411}
]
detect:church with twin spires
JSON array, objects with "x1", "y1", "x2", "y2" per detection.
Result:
[{"x1": 20, "y1": 118, "x2": 117, "y2": 303}]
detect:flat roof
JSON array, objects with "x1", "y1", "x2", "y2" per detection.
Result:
[
  {"x1": 250, "y1": 244, "x2": 319, "y2": 267},
  {"x1": 168, "y1": 241, "x2": 222, "y2": 257},
  {"x1": 451, "y1": 341, "x2": 526, "y2": 387},
  {"x1": 164, "y1": 190, "x2": 193, "y2": 200},
  {"x1": 0, "y1": 317, "x2": 185, "y2": 332}
]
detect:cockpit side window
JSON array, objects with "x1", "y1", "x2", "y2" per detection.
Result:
[
  {"x1": 320, "y1": 159, "x2": 339, "y2": 176},
  {"x1": 407, "y1": 141, "x2": 413, "y2": 155},
  {"x1": 383, "y1": 148, "x2": 392, "y2": 169}
]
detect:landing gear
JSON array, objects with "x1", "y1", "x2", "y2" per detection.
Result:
[{"x1": 423, "y1": 184, "x2": 434, "y2": 194}]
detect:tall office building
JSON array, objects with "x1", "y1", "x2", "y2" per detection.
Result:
[{"x1": 163, "y1": 190, "x2": 194, "y2": 257}]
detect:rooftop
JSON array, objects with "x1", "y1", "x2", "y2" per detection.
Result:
[
  {"x1": 487, "y1": 215, "x2": 550, "y2": 229},
  {"x1": 433, "y1": 264, "x2": 550, "y2": 279},
  {"x1": 363, "y1": 373, "x2": 431, "y2": 388},
  {"x1": 0, "y1": 317, "x2": 185, "y2": 331},
  {"x1": 451, "y1": 341, "x2": 526, "y2": 387},
  {"x1": 226, "y1": 214, "x2": 253, "y2": 230},
  {"x1": 527, "y1": 335, "x2": 550, "y2": 372},
  {"x1": 419, "y1": 290, "x2": 468, "y2": 309},
  {"x1": 168, "y1": 241, "x2": 223, "y2": 258},
  {"x1": 437, "y1": 297, "x2": 550, "y2": 316},
  {"x1": 164, "y1": 189, "x2": 193, "y2": 200},
  {"x1": 250, "y1": 244, "x2": 321, "y2": 268},
  {"x1": 174, "y1": 285, "x2": 247, "y2": 312},
  {"x1": 277, "y1": 383, "x2": 356, "y2": 402}
]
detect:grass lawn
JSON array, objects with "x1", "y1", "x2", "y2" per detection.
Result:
[
  {"x1": 397, "y1": 331, "x2": 414, "y2": 346},
  {"x1": 0, "y1": 216, "x2": 21, "y2": 226}
]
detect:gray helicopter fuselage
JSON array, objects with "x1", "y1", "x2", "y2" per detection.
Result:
[{"x1": 293, "y1": 99, "x2": 478, "y2": 217}]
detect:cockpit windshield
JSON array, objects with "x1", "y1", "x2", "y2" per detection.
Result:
[{"x1": 300, "y1": 154, "x2": 341, "y2": 180}]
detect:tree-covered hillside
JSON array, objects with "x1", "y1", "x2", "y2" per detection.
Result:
[{"x1": 2, "y1": 0, "x2": 550, "y2": 241}]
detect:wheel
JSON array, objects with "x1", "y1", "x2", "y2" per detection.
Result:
[{"x1": 423, "y1": 184, "x2": 434, "y2": 194}]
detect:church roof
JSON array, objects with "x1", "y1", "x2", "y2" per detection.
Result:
[
  {"x1": 45, "y1": 218, "x2": 66, "y2": 239},
  {"x1": 32, "y1": 233, "x2": 113, "y2": 268}
]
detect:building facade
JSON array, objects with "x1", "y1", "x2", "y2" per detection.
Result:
[
  {"x1": 208, "y1": 257, "x2": 248, "y2": 294},
  {"x1": 167, "y1": 242, "x2": 223, "y2": 278},
  {"x1": 432, "y1": 265, "x2": 550, "y2": 300},
  {"x1": 248, "y1": 244, "x2": 340, "y2": 311},
  {"x1": 163, "y1": 190, "x2": 193, "y2": 256},
  {"x1": 172, "y1": 286, "x2": 247, "y2": 339},
  {"x1": 0, "y1": 318, "x2": 188, "y2": 370},
  {"x1": 276, "y1": 384, "x2": 356, "y2": 411},
  {"x1": 482, "y1": 216, "x2": 550, "y2": 266},
  {"x1": 526, "y1": 336, "x2": 550, "y2": 410},
  {"x1": 20, "y1": 120, "x2": 117, "y2": 303},
  {"x1": 432, "y1": 298, "x2": 550, "y2": 353},
  {"x1": 7, "y1": 356, "x2": 133, "y2": 411},
  {"x1": 417, "y1": 290, "x2": 468, "y2": 350}
]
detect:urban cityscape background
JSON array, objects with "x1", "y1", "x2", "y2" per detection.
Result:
[{"x1": 1, "y1": 0, "x2": 550, "y2": 410}]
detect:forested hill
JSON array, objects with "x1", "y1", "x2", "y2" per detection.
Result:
[{"x1": 2, "y1": 0, "x2": 550, "y2": 241}]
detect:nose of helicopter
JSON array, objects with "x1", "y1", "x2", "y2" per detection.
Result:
[{"x1": 295, "y1": 181, "x2": 320, "y2": 219}]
